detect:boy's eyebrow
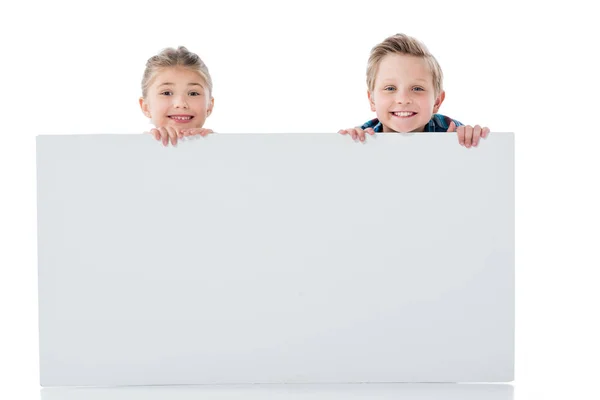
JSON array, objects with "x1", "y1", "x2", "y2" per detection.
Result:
[
  {"x1": 378, "y1": 78, "x2": 431, "y2": 87},
  {"x1": 381, "y1": 78, "x2": 429, "y2": 83}
]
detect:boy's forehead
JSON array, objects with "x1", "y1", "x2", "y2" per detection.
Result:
[{"x1": 376, "y1": 53, "x2": 433, "y2": 82}]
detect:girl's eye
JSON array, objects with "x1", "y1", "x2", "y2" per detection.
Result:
[
  {"x1": 189, "y1": 91, "x2": 201, "y2": 96},
  {"x1": 160, "y1": 91, "x2": 172, "y2": 96}
]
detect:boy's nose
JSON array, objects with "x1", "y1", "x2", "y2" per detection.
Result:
[{"x1": 395, "y1": 89, "x2": 412, "y2": 104}]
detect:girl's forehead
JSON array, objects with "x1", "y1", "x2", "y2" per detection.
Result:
[{"x1": 151, "y1": 66, "x2": 207, "y2": 86}]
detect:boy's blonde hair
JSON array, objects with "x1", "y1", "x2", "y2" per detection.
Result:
[
  {"x1": 141, "y1": 46, "x2": 213, "y2": 98},
  {"x1": 366, "y1": 34, "x2": 443, "y2": 96}
]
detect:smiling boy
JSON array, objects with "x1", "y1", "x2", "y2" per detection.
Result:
[{"x1": 339, "y1": 33, "x2": 489, "y2": 147}]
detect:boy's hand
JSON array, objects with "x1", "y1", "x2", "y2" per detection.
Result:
[
  {"x1": 338, "y1": 127, "x2": 375, "y2": 142},
  {"x1": 146, "y1": 127, "x2": 213, "y2": 147},
  {"x1": 447, "y1": 122, "x2": 490, "y2": 148}
]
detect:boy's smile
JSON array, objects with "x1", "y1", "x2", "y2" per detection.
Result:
[{"x1": 391, "y1": 111, "x2": 417, "y2": 118}]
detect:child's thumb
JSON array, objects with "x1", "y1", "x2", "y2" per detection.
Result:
[{"x1": 447, "y1": 121, "x2": 456, "y2": 132}]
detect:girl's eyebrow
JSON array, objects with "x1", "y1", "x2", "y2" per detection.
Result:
[
  {"x1": 157, "y1": 82, "x2": 204, "y2": 87},
  {"x1": 156, "y1": 82, "x2": 205, "y2": 91},
  {"x1": 381, "y1": 77, "x2": 428, "y2": 82}
]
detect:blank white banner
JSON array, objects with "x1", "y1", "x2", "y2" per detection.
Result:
[
  {"x1": 40, "y1": 383, "x2": 514, "y2": 400},
  {"x1": 36, "y1": 133, "x2": 514, "y2": 387}
]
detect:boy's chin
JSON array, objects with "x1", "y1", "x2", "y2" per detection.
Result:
[
  {"x1": 384, "y1": 120, "x2": 426, "y2": 133},
  {"x1": 384, "y1": 124, "x2": 420, "y2": 133}
]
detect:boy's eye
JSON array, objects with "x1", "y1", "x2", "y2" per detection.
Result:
[
  {"x1": 383, "y1": 86, "x2": 395, "y2": 92},
  {"x1": 413, "y1": 87, "x2": 425, "y2": 92}
]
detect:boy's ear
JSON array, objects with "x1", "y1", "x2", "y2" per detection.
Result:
[
  {"x1": 368, "y1": 91, "x2": 376, "y2": 112},
  {"x1": 433, "y1": 91, "x2": 446, "y2": 114},
  {"x1": 139, "y1": 97, "x2": 151, "y2": 118}
]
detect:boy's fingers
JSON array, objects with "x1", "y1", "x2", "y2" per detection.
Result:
[
  {"x1": 338, "y1": 129, "x2": 348, "y2": 135},
  {"x1": 472, "y1": 125, "x2": 482, "y2": 147},
  {"x1": 457, "y1": 126, "x2": 465, "y2": 146},
  {"x1": 464, "y1": 126, "x2": 473, "y2": 148},
  {"x1": 358, "y1": 129, "x2": 366, "y2": 142},
  {"x1": 366, "y1": 128, "x2": 375, "y2": 135},
  {"x1": 447, "y1": 121, "x2": 456, "y2": 132},
  {"x1": 482, "y1": 127, "x2": 490, "y2": 138},
  {"x1": 356, "y1": 129, "x2": 365, "y2": 141}
]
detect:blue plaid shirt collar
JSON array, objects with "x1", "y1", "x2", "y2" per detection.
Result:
[{"x1": 360, "y1": 113, "x2": 463, "y2": 133}]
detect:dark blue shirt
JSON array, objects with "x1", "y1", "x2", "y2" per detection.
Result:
[{"x1": 360, "y1": 113, "x2": 463, "y2": 132}]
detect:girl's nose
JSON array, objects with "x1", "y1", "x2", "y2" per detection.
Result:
[{"x1": 173, "y1": 95, "x2": 189, "y2": 108}]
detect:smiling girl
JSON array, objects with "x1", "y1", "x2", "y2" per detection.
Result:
[{"x1": 139, "y1": 46, "x2": 214, "y2": 146}]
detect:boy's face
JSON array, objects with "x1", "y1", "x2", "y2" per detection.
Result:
[
  {"x1": 139, "y1": 66, "x2": 213, "y2": 129},
  {"x1": 368, "y1": 54, "x2": 444, "y2": 133}
]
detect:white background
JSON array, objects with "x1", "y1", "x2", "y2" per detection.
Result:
[{"x1": 0, "y1": 0, "x2": 598, "y2": 398}]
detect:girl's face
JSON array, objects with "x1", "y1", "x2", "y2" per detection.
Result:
[{"x1": 139, "y1": 66, "x2": 213, "y2": 130}]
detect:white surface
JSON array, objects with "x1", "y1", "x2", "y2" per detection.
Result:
[
  {"x1": 1, "y1": 0, "x2": 599, "y2": 398},
  {"x1": 36, "y1": 133, "x2": 513, "y2": 386},
  {"x1": 40, "y1": 383, "x2": 513, "y2": 400}
]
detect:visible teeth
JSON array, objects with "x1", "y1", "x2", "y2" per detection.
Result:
[
  {"x1": 170, "y1": 116, "x2": 192, "y2": 120},
  {"x1": 394, "y1": 111, "x2": 414, "y2": 117}
]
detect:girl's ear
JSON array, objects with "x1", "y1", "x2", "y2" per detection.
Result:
[
  {"x1": 207, "y1": 97, "x2": 215, "y2": 116},
  {"x1": 139, "y1": 97, "x2": 151, "y2": 118}
]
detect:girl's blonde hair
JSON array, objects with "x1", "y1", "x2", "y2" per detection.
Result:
[{"x1": 141, "y1": 46, "x2": 212, "y2": 98}]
